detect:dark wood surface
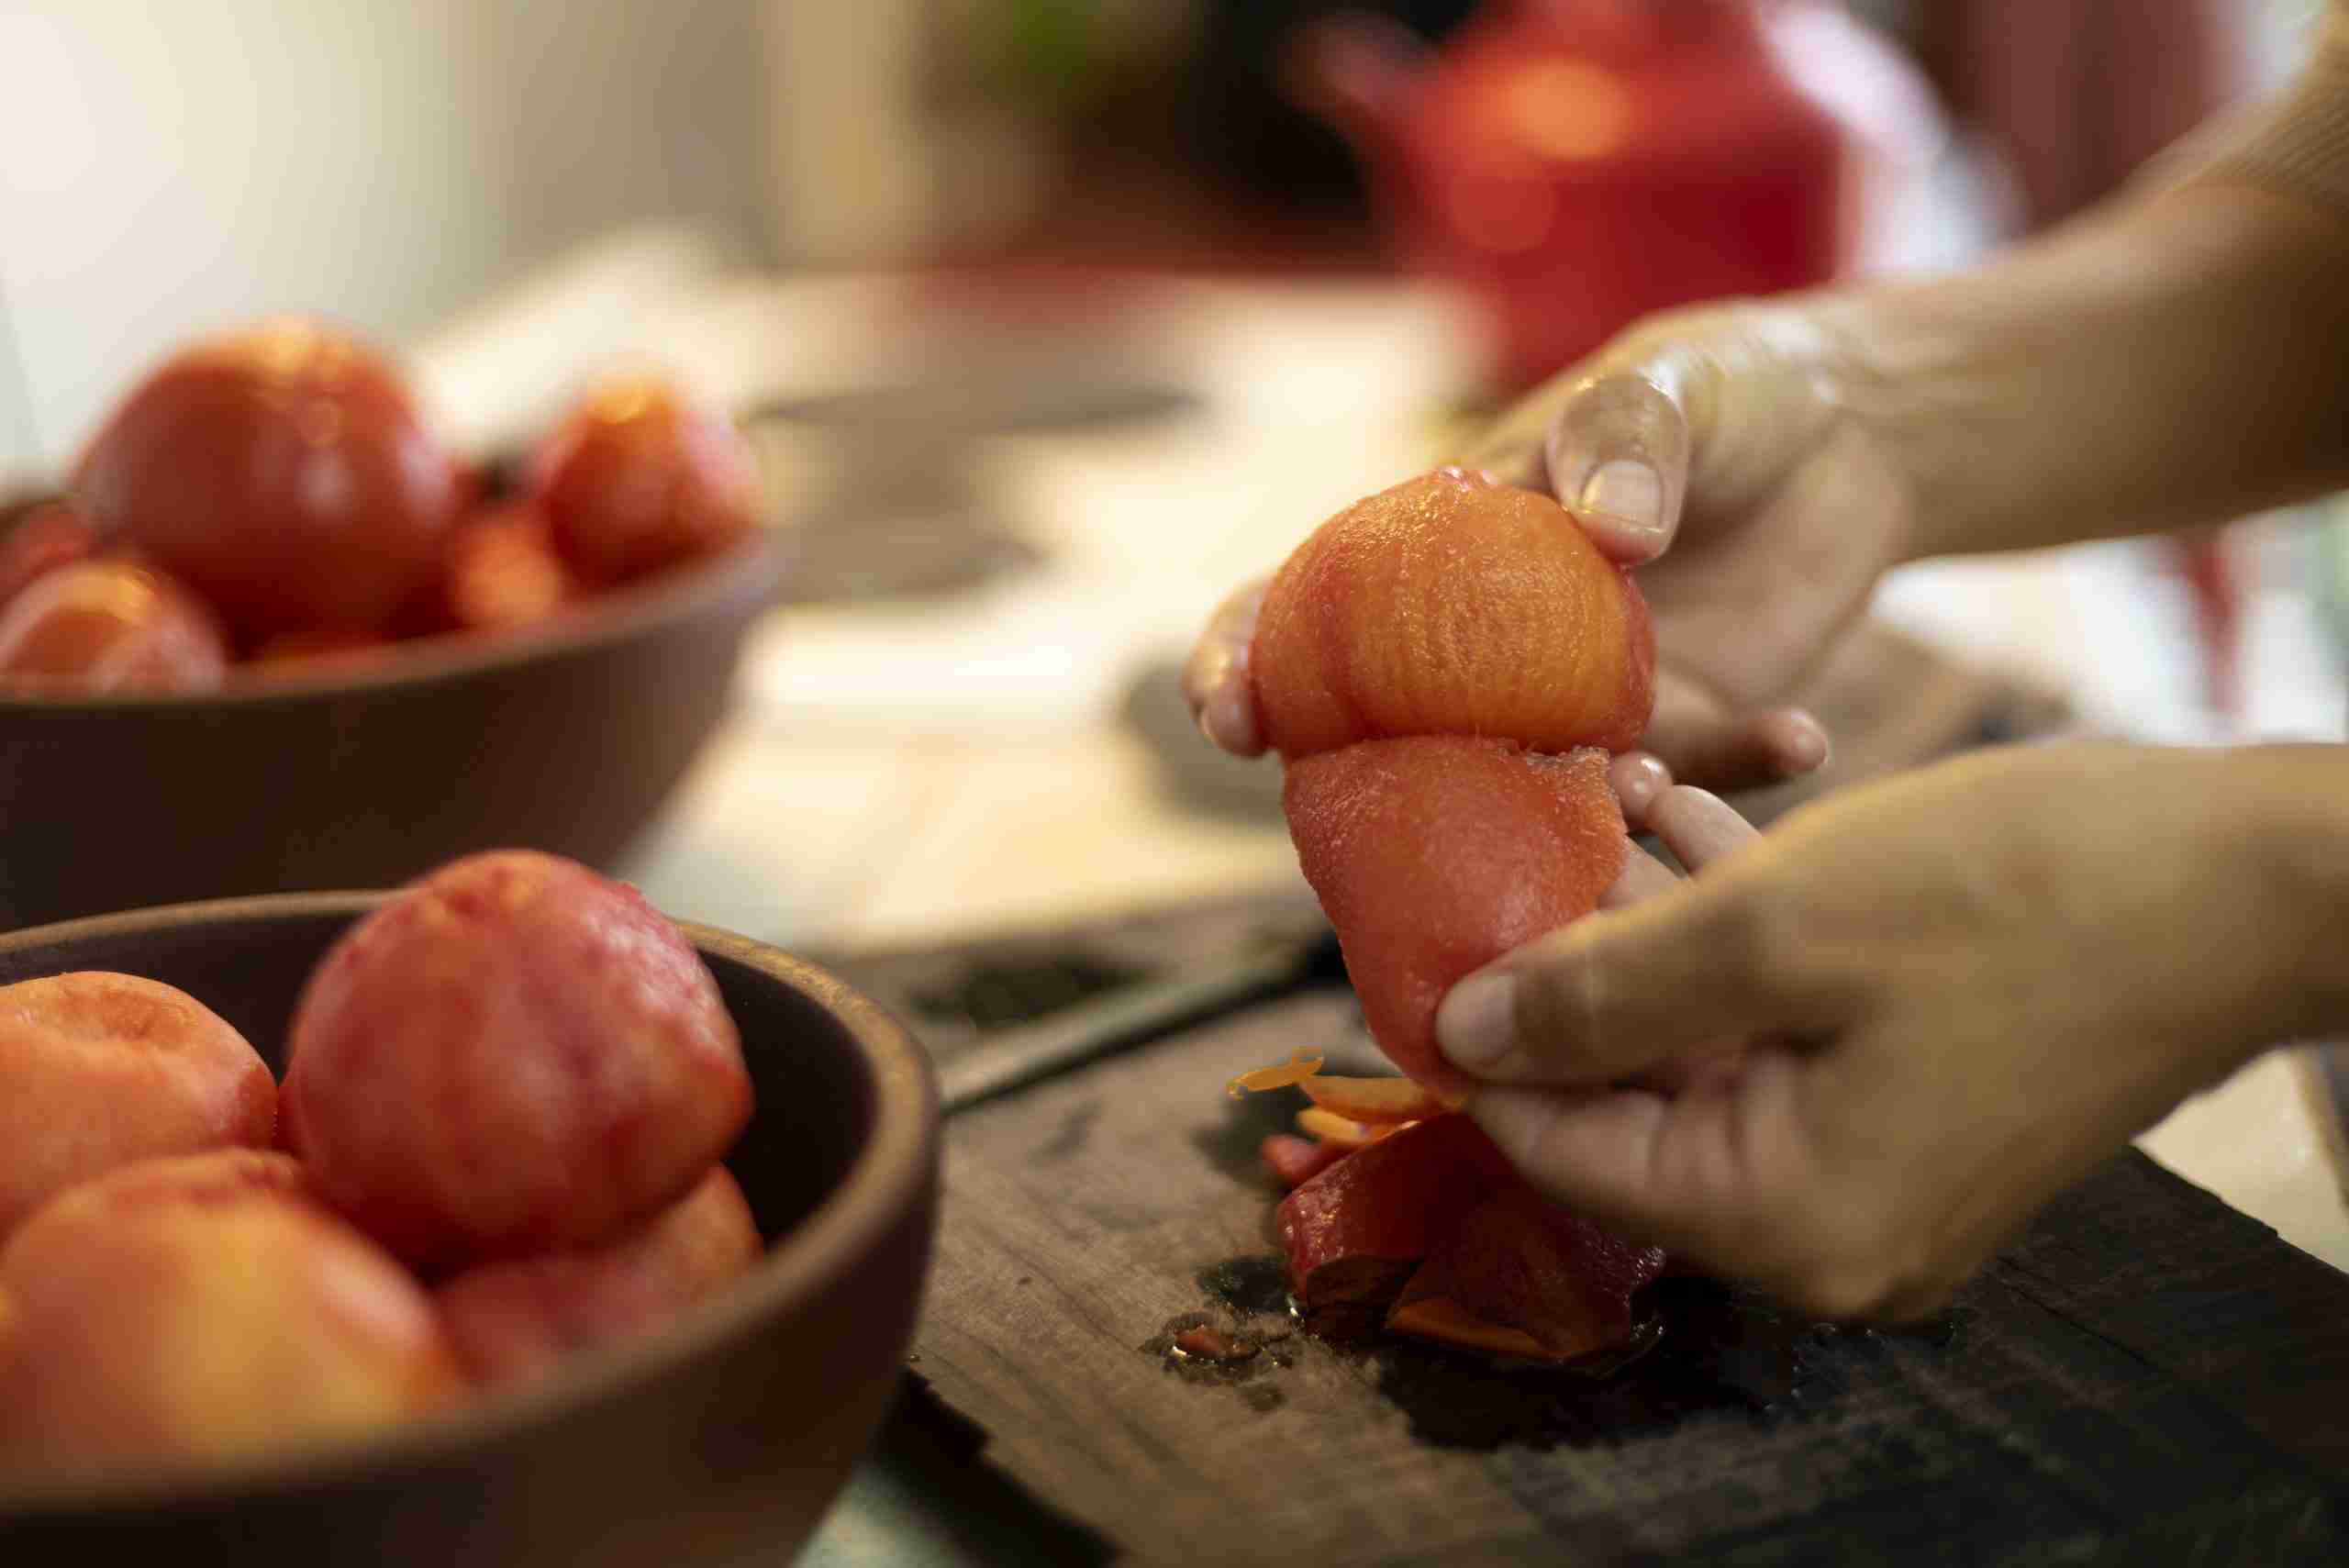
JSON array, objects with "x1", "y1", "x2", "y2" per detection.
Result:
[{"x1": 808, "y1": 892, "x2": 2349, "y2": 1568}]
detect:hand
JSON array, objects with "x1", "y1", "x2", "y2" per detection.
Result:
[
  {"x1": 1434, "y1": 743, "x2": 2332, "y2": 1320},
  {"x1": 1589, "y1": 755, "x2": 1754, "y2": 1101},
  {"x1": 1185, "y1": 300, "x2": 1907, "y2": 786}
]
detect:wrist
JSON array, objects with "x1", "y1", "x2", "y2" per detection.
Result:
[
  {"x1": 1801, "y1": 290, "x2": 1987, "y2": 568},
  {"x1": 1808, "y1": 183, "x2": 2349, "y2": 567}
]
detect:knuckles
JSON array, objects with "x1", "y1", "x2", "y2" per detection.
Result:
[
  {"x1": 1508, "y1": 939, "x2": 1608, "y2": 1070},
  {"x1": 1751, "y1": 1180, "x2": 1954, "y2": 1324}
]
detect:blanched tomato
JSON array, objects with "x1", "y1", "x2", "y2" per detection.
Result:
[
  {"x1": 0, "y1": 500, "x2": 96, "y2": 610},
  {"x1": 441, "y1": 502, "x2": 575, "y2": 633},
  {"x1": 0, "y1": 559, "x2": 229, "y2": 695},
  {"x1": 73, "y1": 320, "x2": 461, "y2": 643},
  {"x1": 532, "y1": 375, "x2": 758, "y2": 587}
]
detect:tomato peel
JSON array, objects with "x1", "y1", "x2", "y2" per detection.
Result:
[
  {"x1": 1225, "y1": 1046, "x2": 1324, "y2": 1098},
  {"x1": 1299, "y1": 1074, "x2": 1460, "y2": 1125}
]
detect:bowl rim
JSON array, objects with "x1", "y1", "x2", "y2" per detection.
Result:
[
  {"x1": 0, "y1": 529, "x2": 788, "y2": 713},
  {"x1": 0, "y1": 889, "x2": 938, "y2": 1517}
]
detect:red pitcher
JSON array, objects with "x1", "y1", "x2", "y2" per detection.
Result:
[{"x1": 1295, "y1": 0, "x2": 1943, "y2": 390}]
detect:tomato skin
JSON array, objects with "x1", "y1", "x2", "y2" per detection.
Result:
[
  {"x1": 72, "y1": 320, "x2": 461, "y2": 642},
  {"x1": 441, "y1": 502, "x2": 575, "y2": 634},
  {"x1": 0, "y1": 559, "x2": 230, "y2": 695},
  {"x1": 242, "y1": 629, "x2": 397, "y2": 681},
  {"x1": 532, "y1": 376, "x2": 759, "y2": 587},
  {"x1": 0, "y1": 500, "x2": 97, "y2": 610}
]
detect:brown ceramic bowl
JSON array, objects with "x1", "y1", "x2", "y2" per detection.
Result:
[
  {"x1": 0, "y1": 892, "x2": 938, "y2": 1566},
  {"x1": 0, "y1": 536, "x2": 785, "y2": 932}
]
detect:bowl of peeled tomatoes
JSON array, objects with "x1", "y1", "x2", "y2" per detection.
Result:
[
  {"x1": 0, "y1": 319, "x2": 785, "y2": 931},
  {"x1": 0, "y1": 849, "x2": 938, "y2": 1563}
]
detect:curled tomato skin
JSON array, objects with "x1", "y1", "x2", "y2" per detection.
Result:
[
  {"x1": 1386, "y1": 1187, "x2": 1666, "y2": 1364},
  {"x1": 1226, "y1": 1046, "x2": 1325, "y2": 1099},
  {"x1": 1276, "y1": 1117, "x2": 1501, "y2": 1335},
  {"x1": 1275, "y1": 1113, "x2": 1664, "y2": 1362},
  {"x1": 1300, "y1": 1075, "x2": 1459, "y2": 1126}
]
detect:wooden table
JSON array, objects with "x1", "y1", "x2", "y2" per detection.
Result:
[{"x1": 798, "y1": 894, "x2": 2349, "y2": 1566}]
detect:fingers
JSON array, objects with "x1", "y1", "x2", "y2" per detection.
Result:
[
  {"x1": 1606, "y1": 752, "x2": 1672, "y2": 823},
  {"x1": 1466, "y1": 1049, "x2": 1810, "y2": 1268},
  {"x1": 1598, "y1": 755, "x2": 1678, "y2": 907},
  {"x1": 1435, "y1": 878, "x2": 1799, "y2": 1086},
  {"x1": 1601, "y1": 777, "x2": 1762, "y2": 900},
  {"x1": 1599, "y1": 846, "x2": 1680, "y2": 910},
  {"x1": 1628, "y1": 1038, "x2": 1749, "y2": 1097},
  {"x1": 1600, "y1": 760, "x2": 1756, "y2": 910},
  {"x1": 1643, "y1": 785, "x2": 1758, "y2": 873},
  {"x1": 1179, "y1": 580, "x2": 1269, "y2": 756},
  {"x1": 1598, "y1": 777, "x2": 1761, "y2": 1091},
  {"x1": 1642, "y1": 673, "x2": 1829, "y2": 788},
  {"x1": 1474, "y1": 1061, "x2": 1967, "y2": 1323},
  {"x1": 1439, "y1": 785, "x2": 1846, "y2": 1087},
  {"x1": 1458, "y1": 302, "x2": 1847, "y2": 571},
  {"x1": 1453, "y1": 399, "x2": 1562, "y2": 494},
  {"x1": 1544, "y1": 362, "x2": 1698, "y2": 565},
  {"x1": 1457, "y1": 349, "x2": 1705, "y2": 565}
]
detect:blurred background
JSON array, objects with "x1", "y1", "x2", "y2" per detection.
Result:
[
  {"x1": 3, "y1": 2, "x2": 2344, "y2": 1253},
  {"x1": 0, "y1": 0, "x2": 2327, "y2": 464}
]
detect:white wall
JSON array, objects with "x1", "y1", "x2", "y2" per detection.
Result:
[
  {"x1": 3, "y1": 0, "x2": 2324, "y2": 479},
  {"x1": 0, "y1": 0, "x2": 768, "y2": 477}
]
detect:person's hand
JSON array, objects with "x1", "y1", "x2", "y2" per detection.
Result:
[
  {"x1": 1184, "y1": 300, "x2": 1910, "y2": 785},
  {"x1": 1434, "y1": 743, "x2": 2336, "y2": 1320},
  {"x1": 1586, "y1": 754, "x2": 1754, "y2": 1101}
]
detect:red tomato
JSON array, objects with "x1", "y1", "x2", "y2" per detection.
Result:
[
  {"x1": 0, "y1": 559, "x2": 229, "y2": 695},
  {"x1": 0, "y1": 500, "x2": 97, "y2": 609},
  {"x1": 243, "y1": 628, "x2": 397, "y2": 679},
  {"x1": 441, "y1": 501, "x2": 576, "y2": 633},
  {"x1": 72, "y1": 319, "x2": 462, "y2": 642},
  {"x1": 532, "y1": 375, "x2": 759, "y2": 586}
]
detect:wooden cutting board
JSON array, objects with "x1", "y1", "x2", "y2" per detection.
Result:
[{"x1": 806, "y1": 897, "x2": 2349, "y2": 1567}]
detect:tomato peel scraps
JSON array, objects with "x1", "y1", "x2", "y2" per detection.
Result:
[
  {"x1": 1272, "y1": 1113, "x2": 1661, "y2": 1362},
  {"x1": 1225, "y1": 1046, "x2": 1325, "y2": 1098},
  {"x1": 1293, "y1": 1106, "x2": 1387, "y2": 1151},
  {"x1": 1386, "y1": 1187, "x2": 1664, "y2": 1364},
  {"x1": 1298, "y1": 1074, "x2": 1461, "y2": 1125},
  {"x1": 1275, "y1": 1118, "x2": 1496, "y2": 1337}
]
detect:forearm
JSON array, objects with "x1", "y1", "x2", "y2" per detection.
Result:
[
  {"x1": 1817, "y1": 179, "x2": 2349, "y2": 562},
  {"x1": 2237, "y1": 742, "x2": 2349, "y2": 1048}
]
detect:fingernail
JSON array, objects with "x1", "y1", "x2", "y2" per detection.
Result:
[
  {"x1": 1202, "y1": 684, "x2": 1261, "y2": 755},
  {"x1": 1782, "y1": 711, "x2": 1830, "y2": 773},
  {"x1": 1198, "y1": 697, "x2": 1235, "y2": 751},
  {"x1": 1614, "y1": 755, "x2": 1670, "y2": 818},
  {"x1": 1437, "y1": 972, "x2": 1517, "y2": 1071},
  {"x1": 1576, "y1": 459, "x2": 1666, "y2": 539}
]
